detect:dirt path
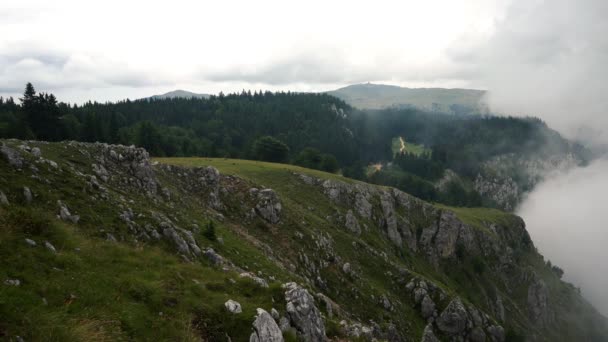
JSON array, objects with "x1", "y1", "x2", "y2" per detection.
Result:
[{"x1": 399, "y1": 137, "x2": 406, "y2": 153}]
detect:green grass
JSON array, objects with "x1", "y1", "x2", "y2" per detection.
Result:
[
  {"x1": 0, "y1": 207, "x2": 284, "y2": 341},
  {"x1": 391, "y1": 137, "x2": 429, "y2": 157}
]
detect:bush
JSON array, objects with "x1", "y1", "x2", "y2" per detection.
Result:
[
  {"x1": 204, "y1": 220, "x2": 217, "y2": 241},
  {"x1": 252, "y1": 136, "x2": 289, "y2": 163}
]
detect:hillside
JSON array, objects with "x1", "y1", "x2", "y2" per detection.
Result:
[
  {"x1": 327, "y1": 83, "x2": 487, "y2": 113},
  {"x1": 148, "y1": 90, "x2": 211, "y2": 100},
  {"x1": 0, "y1": 139, "x2": 606, "y2": 341}
]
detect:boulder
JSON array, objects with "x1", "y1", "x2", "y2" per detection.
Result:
[
  {"x1": 436, "y1": 297, "x2": 468, "y2": 335},
  {"x1": 420, "y1": 295, "x2": 436, "y2": 319},
  {"x1": 0, "y1": 191, "x2": 8, "y2": 206},
  {"x1": 283, "y1": 282, "x2": 326, "y2": 342},
  {"x1": 44, "y1": 241, "x2": 57, "y2": 253},
  {"x1": 23, "y1": 186, "x2": 32, "y2": 203},
  {"x1": 421, "y1": 324, "x2": 440, "y2": 342},
  {"x1": 58, "y1": 201, "x2": 80, "y2": 224},
  {"x1": 1, "y1": 144, "x2": 24, "y2": 168},
  {"x1": 203, "y1": 247, "x2": 224, "y2": 265},
  {"x1": 31, "y1": 147, "x2": 41, "y2": 158},
  {"x1": 249, "y1": 308, "x2": 284, "y2": 342},
  {"x1": 224, "y1": 299, "x2": 242, "y2": 314},
  {"x1": 486, "y1": 325, "x2": 505, "y2": 342},
  {"x1": 24, "y1": 238, "x2": 37, "y2": 247},
  {"x1": 254, "y1": 189, "x2": 282, "y2": 224}
]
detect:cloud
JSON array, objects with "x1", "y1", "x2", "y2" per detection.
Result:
[
  {"x1": 517, "y1": 158, "x2": 608, "y2": 316},
  {"x1": 0, "y1": 41, "x2": 172, "y2": 94},
  {"x1": 460, "y1": 0, "x2": 608, "y2": 144}
]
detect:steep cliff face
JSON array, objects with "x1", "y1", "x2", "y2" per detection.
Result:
[
  {"x1": 0, "y1": 139, "x2": 605, "y2": 341},
  {"x1": 474, "y1": 153, "x2": 582, "y2": 210}
]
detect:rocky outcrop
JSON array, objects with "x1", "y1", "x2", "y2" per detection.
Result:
[
  {"x1": 436, "y1": 297, "x2": 469, "y2": 335},
  {"x1": 1, "y1": 143, "x2": 24, "y2": 168},
  {"x1": 224, "y1": 299, "x2": 242, "y2": 314},
  {"x1": 344, "y1": 209, "x2": 361, "y2": 235},
  {"x1": 58, "y1": 200, "x2": 80, "y2": 224},
  {"x1": 251, "y1": 188, "x2": 282, "y2": 224},
  {"x1": 527, "y1": 276, "x2": 552, "y2": 327},
  {"x1": 283, "y1": 282, "x2": 326, "y2": 342},
  {"x1": 249, "y1": 308, "x2": 284, "y2": 342}
]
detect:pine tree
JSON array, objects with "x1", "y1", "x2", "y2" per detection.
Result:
[{"x1": 204, "y1": 220, "x2": 216, "y2": 241}]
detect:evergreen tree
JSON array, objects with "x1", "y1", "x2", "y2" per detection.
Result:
[
  {"x1": 252, "y1": 136, "x2": 289, "y2": 163},
  {"x1": 204, "y1": 220, "x2": 217, "y2": 241}
]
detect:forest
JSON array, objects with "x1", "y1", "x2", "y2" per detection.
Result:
[{"x1": 0, "y1": 83, "x2": 586, "y2": 207}]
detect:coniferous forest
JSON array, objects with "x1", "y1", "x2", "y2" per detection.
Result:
[{"x1": 0, "y1": 83, "x2": 588, "y2": 207}]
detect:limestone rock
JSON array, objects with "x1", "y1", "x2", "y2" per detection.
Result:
[
  {"x1": 23, "y1": 186, "x2": 32, "y2": 203},
  {"x1": 203, "y1": 247, "x2": 225, "y2": 265},
  {"x1": 344, "y1": 210, "x2": 361, "y2": 235},
  {"x1": 421, "y1": 323, "x2": 440, "y2": 342},
  {"x1": 527, "y1": 277, "x2": 551, "y2": 326},
  {"x1": 0, "y1": 191, "x2": 8, "y2": 206},
  {"x1": 420, "y1": 295, "x2": 436, "y2": 319},
  {"x1": 58, "y1": 201, "x2": 80, "y2": 224},
  {"x1": 44, "y1": 241, "x2": 57, "y2": 253},
  {"x1": 224, "y1": 299, "x2": 242, "y2": 314},
  {"x1": 283, "y1": 282, "x2": 326, "y2": 342},
  {"x1": 4, "y1": 279, "x2": 21, "y2": 286},
  {"x1": 1, "y1": 144, "x2": 24, "y2": 168},
  {"x1": 25, "y1": 238, "x2": 37, "y2": 247},
  {"x1": 436, "y1": 297, "x2": 468, "y2": 335},
  {"x1": 249, "y1": 308, "x2": 284, "y2": 342},
  {"x1": 254, "y1": 189, "x2": 282, "y2": 224}
]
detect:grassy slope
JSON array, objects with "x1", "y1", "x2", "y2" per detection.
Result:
[{"x1": 1, "y1": 144, "x2": 605, "y2": 341}]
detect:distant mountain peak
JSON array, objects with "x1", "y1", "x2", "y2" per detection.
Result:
[
  {"x1": 148, "y1": 89, "x2": 210, "y2": 100},
  {"x1": 327, "y1": 83, "x2": 487, "y2": 113}
]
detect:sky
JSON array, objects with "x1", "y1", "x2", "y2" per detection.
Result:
[{"x1": 0, "y1": 0, "x2": 508, "y2": 103}]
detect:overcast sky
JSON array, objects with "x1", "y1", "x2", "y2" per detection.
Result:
[{"x1": 1, "y1": 0, "x2": 508, "y2": 102}]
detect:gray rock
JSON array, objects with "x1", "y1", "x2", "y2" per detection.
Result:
[
  {"x1": 279, "y1": 316, "x2": 291, "y2": 332},
  {"x1": 527, "y1": 277, "x2": 551, "y2": 326},
  {"x1": 44, "y1": 241, "x2": 57, "y2": 253},
  {"x1": 4, "y1": 279, "x2": 21, "y2": 286},
  {"x1": 421, "y1": 323, "x2": 440, "y2": 342},
  {"x1": 224, "y1": 299, "x2": 242, "y2": 314},
  {"x1": 31, "y1": 147, "x2": 41, "y2": 157},
  {"x1": 254, "y1": 189, "x2": 282, "y2": 224},
  {"x1": 92, "y1": 163, "x2": 109, "y2": 182},
  {"x1": 240, "y1": 272, "x2": 269, "y2": 288},
  {"x1": 24, "y1": 238, "x2": 36, "y2": 247},
  {"x1": 380, "y1": 192, "x2": 403, "y2": 247},
  {"x1": 163, "y1": 227, "x2": 191, "y2": 256},
  {"x1": 271, "y1": 308, "x2": 280, "y2": 320},
  {"x1": 486, "y1": 325, "x2": 505, "y2": 342},
  {"x1": 106, "y1": 233, "x2": 117, "y2": 242},
  {"x1": 0, "y1": 191, "x2": 8, "y2": 206},
  {"x1": 469, "y1": 327, "x2": 487, "y2": 342},
  {"x1": 23, "y1": 186, "x2": 32, "y2": 203},
  {"x1": 1, "y1": 144, "x2": 24, "y2": 168},
  {"x1": 249, "y1": 308, "x2": 284, "y2": 342},
  {"x1": 342, "y1": 262, "x2": 351, "y2": 274},
  {"x1": 203, "y1": 248, "x2": 224, "y2": 265},
  {"x1": 58, "y1": 201, "x2": 80, "y2": 224},
  {"x1": 420, "y1": 295, "x2": 436, "y2": 319},
  {"x1": 344, "y1": 210, "x2": 361, "y2": 235},
  {"x1": 283, "y1": 282, "x2": 326, "y2": 342},
  {"x1": 436, "y1": 297, "x2": 468, "y2": 335}
]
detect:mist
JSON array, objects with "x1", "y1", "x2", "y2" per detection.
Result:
[
  {"x1": 517, "y1": 159, "x2": 608, "y2": 316},
  {"x1": 469, "y1": 0, "x2": 608, "y2": 317}
]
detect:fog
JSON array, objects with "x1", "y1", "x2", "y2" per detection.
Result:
[
  {"x1": 517, "y1": 160, "x2": 608, "y2": 315},
  {"x1": 463, "y1": 0, "x2": 608, "y2": 316}
]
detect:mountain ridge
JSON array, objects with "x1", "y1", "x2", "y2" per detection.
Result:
[
  {"x1": 327, "y1": 83, "x2": 487, "y2": 113},
  {"x1": 0, "y1": 139, "x2": 605, "y2": 341}
]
